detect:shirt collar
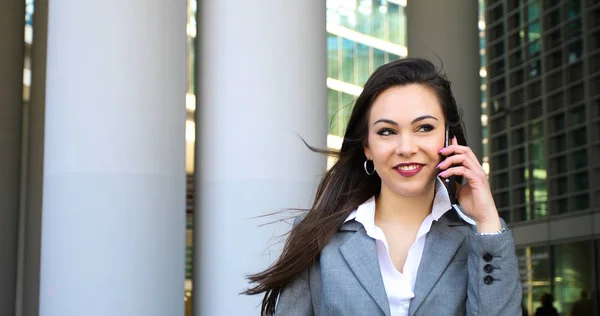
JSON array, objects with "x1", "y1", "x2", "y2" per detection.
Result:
[{"x1": 344, "y1": 178, "x2": 475, "y2": 225}]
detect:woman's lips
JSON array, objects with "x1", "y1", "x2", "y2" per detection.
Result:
[{"x1": 393, "y1": 164, "x2": 425, "y2": 177}]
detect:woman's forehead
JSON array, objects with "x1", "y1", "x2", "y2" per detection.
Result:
[{"x1": 369, "y1": 85, "x2": 443, "y2": 121}]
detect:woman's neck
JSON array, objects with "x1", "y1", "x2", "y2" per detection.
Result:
[{"x1": 375, "y1": 181, "x2": 437, "y2": 226}]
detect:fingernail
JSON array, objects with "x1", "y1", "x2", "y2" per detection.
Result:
[
  {"x1": 439, "y1": 171, "x2": 446, "y2": 177},
  {"x1": 453, "y1": 136, "x2": 457, "y2": 142},
  {"x1": 438, "y1": 148, "x2": 445, "y2": 154},
  {"x1": 436, "y1": 162, "x2": 443, "y2": 169}
]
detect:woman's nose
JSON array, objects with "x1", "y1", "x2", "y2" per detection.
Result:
[{"x1": 394, "y1": 135, "x2": 418, "y2": 157}]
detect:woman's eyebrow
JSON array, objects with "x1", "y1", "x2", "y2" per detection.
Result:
[
  {"x1": 411, "y1": 115, "x2": 439, "y2": 124},
  {"x1": 373, "y1": 115, "x2": 439, "y2": 126}
]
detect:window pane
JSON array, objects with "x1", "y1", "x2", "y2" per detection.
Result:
[
  {"x1": 357, "y1": 44, "x2": 370, "y2": 86},
  {"x1": 372, "y1": 0, "x2": 385, "y2": 40},
  {"x1": 327, "y1": 35, "x2": 339, "y2": 79},
  {"x1": 341, "y1": 38, "x2": 355, "y2": 83},
  {"x1": 518, "y1": 246, "x2": 552, "y2": 315},
  {"x1": 373, "y1": 48, "x2": 385, "y2": 70},
  {"x1": 340, "y1": 93, "x2": 355, "y2": 135},
  {"x1": 573, "y1": 149, "x2": 588, "y2": 169},
  {"x1": 328, "y1": 89, "x2": 341, "y2": 136},
  {"x1": 357, "y1": 1, "x2": 372, "y2": 35},
  {"x1": 528, "y1": 0, "x2": 540, "y2": 21},
  {"x1": 553, "y1": 241, "x2": 592, "y2": 314}
]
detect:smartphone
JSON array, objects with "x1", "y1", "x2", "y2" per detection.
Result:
[{"x1": 442, "y1": 126, "x2": 458, "y2": 204}]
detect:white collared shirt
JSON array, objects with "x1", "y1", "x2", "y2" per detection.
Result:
[{"x1": 344, "y1": 178, "x2": 475, "y2": 316}]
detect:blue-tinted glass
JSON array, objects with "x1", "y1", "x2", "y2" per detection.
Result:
[
  {"x1": 327, "y1": 35, "x2": 339, "y2": 79},
  {"x1": 528, "y1": 22, "x2": 541, "y2": 42},
  {"x1": 340, "y1": 93, "x2": 355, "y2": 135},
  {"x1": 373, "y1": 48, "x2": 385, "y2": 70},
  {"x1": 388, "y1": 53, "x2": 400, "y2": 62},
  {"x1": 341, "y1": 38, "x2": 355, "y2": 83},
  {"x1": 388, "y1": 3, "x2": 401, "y2": 44},
  {"x1": 357, "y1": 1, "x2": 372, "y2": 35},
  {"x1": 528, "y1": 0, "x2": 540, "y2": 21},
  {"x1": 373, "y1": 0, "x2": 386, "y2": 40},
  {"x1": 566, "y1": 0, "x2": 581, "y2": 19},
  {"x1": 357, "y1": 44, "x2": 370, "y2": 86},
  {"x1": 328, "y1": 89, "x2": 340, "y2": 136}
]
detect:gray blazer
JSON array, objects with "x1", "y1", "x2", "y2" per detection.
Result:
[{"x1": 275, "y1": 210, "x2": 522, "y2": 315}]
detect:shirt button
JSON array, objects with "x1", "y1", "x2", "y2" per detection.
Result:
[
  {"x1": 484, "y1": 275, "x2": 494, "y2": 285},
  {"x1": 483, "y1": 252, "x2": 493, "y2": 262},
  {"x1": 484, "y1": 264, "x2": 494, "y2": 274}
]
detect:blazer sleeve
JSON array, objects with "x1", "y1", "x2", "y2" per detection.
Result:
[
  {"x1": 274, "y1": 215, "x2": 316, "y2": 316},
  {"x1": 466, "y1": 221, "x2": 522, "y2": 316}
]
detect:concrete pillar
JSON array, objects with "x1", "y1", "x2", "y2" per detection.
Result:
[
  {"x1": 0, "y1": 0, "x2": 25, "y2": 315},
  {"x1": 38, "y1": 1, "x2": 188, "y2": 315},
  {"x1": 406, "y1": 0, "x2": 483, "y2": 160},
  {"x1": 194, "y1": 1, "x2": 328, "y2": 315}
]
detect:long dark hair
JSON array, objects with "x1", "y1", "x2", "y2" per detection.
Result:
[{"x1": 243, "y1": 58, "x2": 468, "y2": 315}]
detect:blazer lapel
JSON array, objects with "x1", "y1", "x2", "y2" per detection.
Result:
[
  {"x1": 409, "y1": 212, "x2": 467, "y2": 315},
  {"x1": 340, "y1": 224, "x2": 391, "y2": 316}
]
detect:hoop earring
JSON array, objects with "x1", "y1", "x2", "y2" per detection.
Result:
[{"x1": 364, "y1": 159, "x2": 376, "y2": 176}]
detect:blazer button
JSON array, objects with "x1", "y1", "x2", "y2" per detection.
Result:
[
  {"x1": 484, "y1": 275, "x2": 494, "y2": 285},
  {"x1": 483, "y1": 252, "x2": 493, "y2": 262},
  {"x1": 484, "y1": 264, "x2": 494, "y2": 274}
]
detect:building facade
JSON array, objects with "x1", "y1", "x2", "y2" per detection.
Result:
[{"x1": 485, "y1": 0, "x2": 600, "y2": 314}]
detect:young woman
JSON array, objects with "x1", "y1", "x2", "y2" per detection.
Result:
[{"x1": 245, "y1": 58, "x2": 522, "y2": 315}]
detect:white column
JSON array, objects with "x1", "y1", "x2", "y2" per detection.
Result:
[
  {"x1": 194, "y1": 1, "x2": 328, "y2": 315},
  {"x1": 0, "y1": 0, "x2": 25, "y2": 314},
  {"x1": 407, "y1": 0, "x2": 483, "y2": 159},
  {"x1": 39, "y1": 1, "x2": 188, "y2": 315},
  {"x1": 21, "y1": 1, "x2": 48, "y2": 315}
]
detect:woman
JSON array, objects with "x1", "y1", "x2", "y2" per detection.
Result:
[{"x1": 245, "y1": 58, "x2": 522, "y2": 315}]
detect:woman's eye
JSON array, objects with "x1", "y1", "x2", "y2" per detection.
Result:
[
  {"x1": 377, "y1": 128, "x2": 395, "y2": 136},
  {"x1": 417, "y1": 124, "x2": 434, "y2": 132}
]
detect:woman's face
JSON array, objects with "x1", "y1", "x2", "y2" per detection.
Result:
[{"x1": 364, "y1": 84, "x2": 446, "y2": 197}]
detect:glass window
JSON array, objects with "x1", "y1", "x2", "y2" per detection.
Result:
[
  {"x1": 340, "y1": 93, "x2": 355, "y2": 135},
  {"x1": 357, "y1": 44, "x2": 370, "y2": 86},
  {"x1": 566, "y1": 0, "x2": 581, "y2": 19},
  {"x1": 528, "y1": 21, "x2": 541, "y2": 42},
  {"x1": 372, "y1": 0, "x2": 385, "y2": 40},
  {"x1": 528, "y1": 0, "x2": 540, "y2": 21},
  {"x1": 328, "y1": 89, "x2": 341, "y2": 136},
  {"x1": 532, "y1": 201, "x2": 547, "y2": 218},
  {"x1": 552, "y1": 155, "x2": 567, "y2": 174},
  {"x1": 530, "y1": 121, "x2": 544, "y2": 140},
  {"x1": 572, "y1": 127, "x2": 587, "y2": 148},
  {"x1": 574, "y1": 171, "x2": 588, "y2": 191},
  {"x1": 341, "y1": 38, "x2": 355, "y2": 83},
  {"x1": 387, "y1": 3, "x2": 402, "y2": 45},
  {"x1": 518, "y1": 246, "x2": 552, "y2": 315},
  {"x1": 573, "y1": 149, "x2": 588, "y2": 169},
  {"x1": 327, "y1": 35, "x2": 339, "y2": 79},
  {"x1": 568, "y1": 40, "x2": 583, "y2": 63},
  {"x1": 388, "y1": 53, "x2": 401, "y2": 62},
  {"x1": 570, "y1": 106, "x2": 586, "y2": 125},
  {"x1": 553, "y1": 241, "x2": 593, "y2": 314},
  {"x1": 566, "y1": 19, "x2": 582, "y2": 38},
  {"x1": 357, "y1": 1, "x2": 372, "y2": 35},
  {"x1": 531, "y1": 139, "x2": 545, "y2": 167},
  {"x1": 373, "y1": 48, "x2": 385, "y2": 70},
  {"x1": 529, "y1": 58, "x2": 541, "y2": 78}
]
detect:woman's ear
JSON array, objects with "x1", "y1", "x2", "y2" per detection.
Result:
[{"x1": 364, "y1": 146, "x2": 372, "y2": 160}]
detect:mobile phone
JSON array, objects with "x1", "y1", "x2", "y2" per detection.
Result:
[{"x1": 442, "y1": 126, "x2": 458, "y2": 204}]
